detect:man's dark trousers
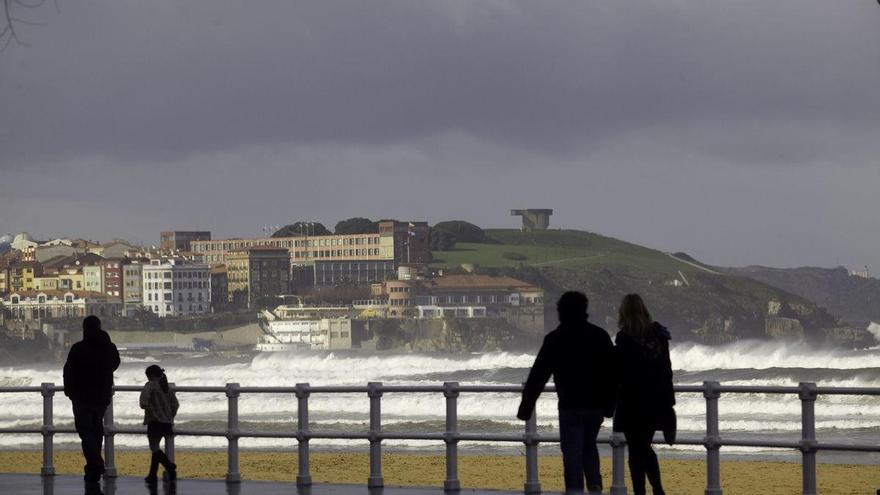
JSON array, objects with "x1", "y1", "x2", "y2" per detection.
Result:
[
  {"x1": 559, "y1": 407, "x2": 605, "y2": 493},
  {"x1": 72, "y1": 401, "x2": 107, "y2": 480}
]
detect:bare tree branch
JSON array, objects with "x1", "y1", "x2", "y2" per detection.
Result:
[{"x1": 2, "y1": 0, "x2": 51, "y2": 51}]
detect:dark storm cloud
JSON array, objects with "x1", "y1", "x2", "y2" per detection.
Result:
[
  {"x1": 1, "y1": 0, "x2": 878, "y2": 166},
  {"x1": 1, "y1": 1, "x2": 879, "y2": 272}
]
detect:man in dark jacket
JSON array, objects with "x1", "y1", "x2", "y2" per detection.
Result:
[
  {"x1": 63, "y1": 316, "x2": 120, "y2": 483},
  {"x1": 517, "y1": 291, "x2": 615, "y2": 495}
]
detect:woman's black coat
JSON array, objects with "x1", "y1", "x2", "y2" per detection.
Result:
[{"x1": 612, "y1": 323, "x2": 675, "y2": 433}]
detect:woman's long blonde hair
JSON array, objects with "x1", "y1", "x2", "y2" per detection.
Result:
[{"x1": 618, "y1": 294, "x2": 653, "y2": 342}]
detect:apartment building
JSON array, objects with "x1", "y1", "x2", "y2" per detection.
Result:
[
  {"x1": 142, "y1": 259, "x2": 210, "y2": 317},
  {"x1": 122, "y1": 261, "x2": 144, "y2": 316},
  {"x1": 83, "y1": 265, "x2": 104, "y2": 294},
  {"x1": 160, "y1": 231, "x2": 211, "y2": 252},
  {"x1": 191, "y1": 220, "x2": 429, "y2": 286},
  {"x1": 101, "y1": 259, "x2": 122, "y2": 298},
  {"x1": 210, "y1": 265, "x2": 228, "y2": 312},
  {"x1": 226, "y1": 247, "x2": 290, "y2": 307}
]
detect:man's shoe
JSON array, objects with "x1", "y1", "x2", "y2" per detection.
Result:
[{"x1": 144, "y1": 475, "x2": 158, "y2": 483}]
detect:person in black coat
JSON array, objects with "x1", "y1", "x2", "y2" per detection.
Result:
[
  {"x1": 63, "y1": 316, "x2": 121, "y2": 483},
  {"x1": 613, "y1": 294, "x2": 675, "y2": 495},
  {"x1": 517, "y1": 291, "x2": 615, "y2": 494}
]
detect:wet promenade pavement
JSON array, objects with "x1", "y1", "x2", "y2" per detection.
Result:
[{"x1": 0, "y1": 475, "x2": 528, "y2": 495}]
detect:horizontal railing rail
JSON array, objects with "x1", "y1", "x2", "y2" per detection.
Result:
[{"x1": 0, "y1": 382, "x2": 877, "y2": 495}]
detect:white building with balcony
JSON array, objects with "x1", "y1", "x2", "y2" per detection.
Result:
[{"x1": 256, "y1": 317, "x2": 352, "y2": 351}]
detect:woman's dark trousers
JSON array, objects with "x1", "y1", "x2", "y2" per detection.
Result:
[
  {"x1": 624, "y1": 428, "x2": 665, "y2": 495},
  {"x1": 558, "y1": 408, "x2": 605, "y2": 493}
]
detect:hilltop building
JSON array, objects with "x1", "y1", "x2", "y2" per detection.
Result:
[
  {"x1": 849, "y1": 266, "x2": 870, "y2": 279},
  {"x1": 511, "y1": 209, "x2": 553, "y2": 232}
]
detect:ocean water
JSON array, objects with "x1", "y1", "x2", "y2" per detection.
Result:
[{"x1": 0, "y1": 340, "x2": 877, "y2": 464}]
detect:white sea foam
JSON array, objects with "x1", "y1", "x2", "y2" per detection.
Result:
[
  {"x1": 669, "y1": 340, "x2": 880, "y2": 371},
  {"x1": 0, "y1": 342, "x2": 877, "y2": 454}
]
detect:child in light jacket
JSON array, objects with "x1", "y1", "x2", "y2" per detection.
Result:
[{"x1": 139, "y1": 365, "x2": 179, "y2": 482}]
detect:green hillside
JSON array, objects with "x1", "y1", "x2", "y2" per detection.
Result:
[
  {"x1": 431, "y1": 229, "x2": 840, "y2": 343},
  {"x1": 431, "y1": 229, "x2": 708, "y2": 276}
]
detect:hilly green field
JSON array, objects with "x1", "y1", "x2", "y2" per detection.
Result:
[{"x1": 431, "y1": 229, "x2": 839, "y2": 344}]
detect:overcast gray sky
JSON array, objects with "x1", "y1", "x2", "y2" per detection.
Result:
[{"x1": 1, "y1": 1, "x2": 878, "y2": 269}]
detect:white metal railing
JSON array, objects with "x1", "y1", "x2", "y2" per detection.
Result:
[{"x1": 0, "y1": 382, "x2": 878, "y2": 494}]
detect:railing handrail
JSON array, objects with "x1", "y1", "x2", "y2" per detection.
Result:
[
  {"x1": 2, "y1": 382, "x2": 878, "y2": 495},
  {"x1": 4, "y1": 383, "x2": 879, "y2": 395}
]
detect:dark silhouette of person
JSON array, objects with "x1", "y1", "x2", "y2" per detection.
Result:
[
  {"x1": 517, "y1": 291, "x2": 615, "y2": 494},
  {"x1": 63, "y1": 316, "x2": 121, "y2": 483},
  {"x1": 613, "y1": 294, "x2": 675, "y2": 495}
]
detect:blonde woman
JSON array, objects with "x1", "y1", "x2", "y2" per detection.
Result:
[{"x1": 613, "y1": 294, "x2": 675, "y2": 495}]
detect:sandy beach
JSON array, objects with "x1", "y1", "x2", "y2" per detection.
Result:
[{"x1": 0, "y1": 451, "x2": 877, "y2": 494}]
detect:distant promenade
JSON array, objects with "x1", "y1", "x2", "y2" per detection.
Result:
[{"x1": 0, "y1": 474, "x2": 521, "y2": 495}]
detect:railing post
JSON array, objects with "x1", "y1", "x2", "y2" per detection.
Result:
[
  {"x1": 703, "y1": 381, "x2": 722, "y2": 495},
  {"x1": 443, "y1": 382, "x2": 460, "y2": 492},
  {"x1": 523, "y1": 409, "x2": 541, "y2": 494},
  {"x1": 295, "y1": 383, "x2": 312, "y2": 486},
  {"x1": 41, "y1": 474, "x2": 55, "y2": 495},
  {"x1": 226, "y1": 382, "x2": 241, "y2": 483},
  {"x1": 610, "y1": 432, "x2": 627, "y2": 494},
  {"x1": 367, "y1": 381, "x2": 384, "y2": 488},
  {"x1": 103, "y1": 390, "x2": 117, "y2": 478},
  {"x1": 799, "y1": 382, "x2": 818, "y2": 495},
  {"x1": 40, "y1": 383, "x2": 55, "y2": 477}
]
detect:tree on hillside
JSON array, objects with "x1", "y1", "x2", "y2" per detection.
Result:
[
  {"x1": 335, "y1": 217, "x2": 379, "y2": 235},
  {"x1": 272, "y1": 222, "x2": 331, "y2": 238},
  {"x1": 433, "y1": 220, "x2": 496, "y2": 244},
  {"x1": 428, "y1": 228, "x2": 456, "y2": 251}
]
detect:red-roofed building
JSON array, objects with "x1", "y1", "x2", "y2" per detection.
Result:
[{"x1": 369, "y1": 274, "x2": 546, "y2": 335}]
